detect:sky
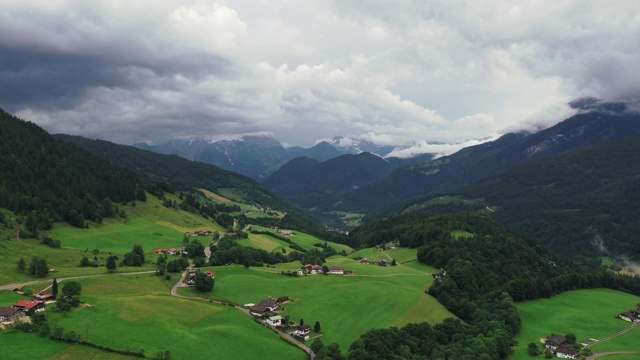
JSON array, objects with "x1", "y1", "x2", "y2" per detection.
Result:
[{"x1": 1, "y1": 0, "x2": 639, "y2": 156}]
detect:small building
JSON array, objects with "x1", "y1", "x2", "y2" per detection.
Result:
[
  {"x1": 618, "y1": 312, "x2": 638, "y2": 322},
  {"x1": 296, "y1": 269, "x2": 304, "y2": 276},
  {"x1": 327, "y1": 266, "x2": 344, "y2": 275},
  {"x1": 545, "y1": 335, "x2": 566, "y2": 350},
  {"x1": 291, "y1": 325, "x2": 311, "y2": 340},
  {"x1": 277, "y1": 296, "x2": 289, "y2": 304},
  {"x1": 205, "y1": 270, "x2": 215, "y2": 278},
  {"x1": 35, "y1": 292, "x2": 55, "y2": 302},
  {"x1": 305, "y1": 264, "x2": 323, "y2": 274},
  {"x1": 359, "y1": 259, "x2": 370, "y2": 264},
  {"x1": 555, "y1": 346, "x2": 578, "y2": 359},
  {"x1": 258, "y1": 299, "x2": 279, "y2": 311},
  {"x1": 249, "y1": 306, "x2": 267, "y2": 316},
  {"x1": 266, "y1": 315, "x2": 283, "y2": 327},
  {"x1": 15, "y1": 300, "x2": 44, "y2": 312},
  {"x1": 0, "y1": 307, "x2": 24, "y2": 323},
  {"x1": 375, "y1": 260, "x2": 388, "y2": 267}
]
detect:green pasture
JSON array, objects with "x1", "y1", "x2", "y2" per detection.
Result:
[
  {"x1": 180, "y1": 261, "x2": 452, "y2": 352},
  {"x1": 249, "y1": 226, "x2": 352, "y2": 254},
  {"x1": 43, "y1": 274, "x2": 305, "y2": 360},
  {"x1": 239, "y1": 232, "x2": 292, "y2": 253},
  {"x1": 348, "y1": 247, "x2": 421, "y2": 265},
  {"x1": 510, "y1": 288, "x2": 640, "y2": 360},
  {"x1": 51, "y1": 195, "x2": 222, "y2": 256}
]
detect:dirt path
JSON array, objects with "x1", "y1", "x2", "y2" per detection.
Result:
[
  {"x1": 585, "y1": 321, "x2": 640, "y2": 348},
  {"x1": 0, "y1": 271, "x2": 155, "y2": 291},
  {"x1": 586, "y1": 351, "x2": 638, "y2": 360}
]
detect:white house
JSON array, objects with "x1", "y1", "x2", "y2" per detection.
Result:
[
  {"x1": 555, "y1": 346, "x2": 578, "y2": 359},
  {"x1": 291, "y1": 325, "x2": 311, "y2": 340},
  {"x1": 327, "y1": 266, "x2": 344, "y2": 275},
  {"x1": 266, "y1": 315, "x2": 283, "y2": 327}
]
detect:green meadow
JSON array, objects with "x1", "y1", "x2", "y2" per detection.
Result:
[
  {"x1": 245, "y1": 225, "x2": 353, "y2": 254},
  {"x1": 51, "y1": 194, "x2": 223, "y2": 256},
  {"x1": 179, "y1": 259, "x2": 452, "y2": 352},
  {"x1": 510, "y1": 288, "x2": 640, "y2": 360},
  {"x1": 38, "y1": 274, "x2": 305, "y2": 360}
]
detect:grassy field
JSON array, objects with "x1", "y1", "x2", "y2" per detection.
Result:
[
  {"x1": 247, "y1": 226, "x2": 353, "y2": 254},
  {"x1": 510, "y1": 288, "x2": 640, "y2": 360},
  {"x1": 179, "y1": 258, "x2": 451, "y2": 353},
  {"x1": 51, "y1": 195, "x2": 223, "y2": 257},
  {"x1": 38, "y1": 274, "x2": 305, "y2": 360}
]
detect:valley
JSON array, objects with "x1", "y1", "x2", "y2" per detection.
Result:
[{"x1": 2, "y1": 107, "x2": 640, "y2": 360}]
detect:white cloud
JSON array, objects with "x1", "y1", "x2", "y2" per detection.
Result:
[{"x1": 0, "y1": 0, "x2": 639, "y2": 150}]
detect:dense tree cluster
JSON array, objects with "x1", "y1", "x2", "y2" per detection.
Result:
[
  {"x1": 122, "y1": 244, "x2": 145, "y2": 266},
  {"x1": 346, "y1": 212, "x2": 640, "y2": 359},
  {"x1": 0, "y1": 110, "x2": 144, "y2": 231}
]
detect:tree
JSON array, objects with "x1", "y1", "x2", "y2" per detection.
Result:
[
  {"x1": 391, "y1": 258, "x2": 397, "y2": 266},
  {"x1": 106, "y1": 256, "x2": 117, "y2": 272},
  {"x1": 52, "y1": 278, "x2": 59, "y2": 297},
  {"x1": 194, "y1": 272, "x2": 214, "y2": 292},
  {"x1": 310, "y1": 339, "x2": 324, "y2": 354},
  {"x1": 79, "y1": 256, "x2": 91, "y2": 267},
  {"x1": 156, "y1": 255, "x2": 166, "y2": 275},
  {"x1": 16, "y1": 258, "x2": 26, "y2": 272},
  {"x1": 132, "y1": 244, "x2": 145, "y2": 264},
  {"x1": 528, "y1": 342, "x2": 540, "y2": 356},
  {"x1": 300, "y1": 318, "x2": 304, "y2": 326},
  {"x1": 314, "y1": 321, "x2": 321, "y2": 333},
  {"x1": 28, "y1": 257, "x2": 49, "y2": 277},
  {"x1": 564, "y1": 333, "x2": 576, "y2": 345},
  {"x1": 62, "y1": 281, "x2": 82, "y2": 298}
]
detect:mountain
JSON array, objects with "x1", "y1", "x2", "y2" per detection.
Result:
[
  {"x1": 262, "y1": 152, "x2": 395, "y2": 210},
  {"x1": 328, "y1": 136, "x2": 396, "y2": 156},
  {"x1": 56, "y1": 135, "x2": 296, "y2": 211},
  {"x1": 0, "y1": 108, "x2": 143, "y2": 229},
  {"x1": 381, "y1": 133, "x2": 640, "y2": 263},
  {"x1": 341, "y1": 107, "x2": 640, "y2": 213}
]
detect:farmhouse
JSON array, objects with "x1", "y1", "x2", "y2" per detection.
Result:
[
  {"x1": 249, "y1": 306, "x2": 268, "y2": 316},
  {"x1": 15, "y1": 300, "x2": 44, "y2": 312},
  {"x1": 0, "y1": 307, "x2": 23, "y2": 323},
  {"x1": 359, "y1": 258, "x2": 370, "y2": 264},
  {"x1": 35, "y1": 292, "x2": 55, "y2": 301},
  {"x1": 555, "y1": 346, "x2": 578, "y2": 359},
  {"x1": 327, "y1": 266, "x2": 344, "y2": 275},
  {"x1": 305, "y1": 264, "x2": 323, "y2": 274},
  {"x1": 266, "y1": 315, "x2": 283, "y2": 326},
  {"x1": 375, "y1": 259, "x2": 388, "y2": 266},
  {"x1": 291, "y1": 325, "x2": 310, "y2": 340},
  {"x1": 545, "y1": 335, "x2": 566, "y2": 350},
  {"x1": 258, "y1": 299, "x2": 279, "y2": 311},
  {"x1": 618, "y1": 311, "x2": 639, "y2": 322}
]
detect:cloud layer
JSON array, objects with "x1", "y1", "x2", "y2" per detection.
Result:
[{"x1": 1, "y1": 0, "x2": 639, "y2": 154}]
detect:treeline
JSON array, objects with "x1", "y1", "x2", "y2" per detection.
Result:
[
  {"x1": 0, "y1": 109, "x2": 144, "y2": 231},
  {"x1": 344, "y1": 212, "x2": 640, "y2": 359}
]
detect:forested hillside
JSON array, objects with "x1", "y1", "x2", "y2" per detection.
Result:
[
  {"x1": 346, "y1": 213, "x2": 640, "y2": 359},
  {"x1": 341, "y1": 109, "x2": 640, "y2": 214},
  {"x1": 386, "y1": 134, "x2": 640, "y2": 263},
  {"x1": 0, "y1": 109, "x2": 144, "y2": 230},
  {"x1": 56, "y1": 134, "x2": 292, "y2": 210},
  {"x1": 263, "y1": 152, "x2": 394, "y2": 210}
]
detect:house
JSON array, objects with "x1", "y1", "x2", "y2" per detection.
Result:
[
  {"x1": 15, "y1": 300, "x2": 44, "y2": 312},
  {"x1": 249, "y1": 306, "x2": 267, "y2": 316},
  {"x1": 305, "y1": 264, "x2": 323, "y2": 274},
  {"x1": 186, "y1": 232, "x2": 196, "y2": 237},
  {"x1": 277, "y1": 296, "x2": 289, "y2": 304},
  {"x1": 359, "y1": 259, "x2": 370, "y2": 264},
  {"x1": 327, "y1": 266, "x2": 344, "y2": 275},
  {"x1": 266, "y1": 315, "x2": 283, "y2": 326},
  {"x1": 618, "y1": 312, "x2": 638, "y2": 322},
  {"x1": 258, "y1": 299, "x2": 279, "y2": 311},
  {"x1": 197, "y1": 230, "x2": 210, "y2": 236},
  {"x1": 0, "y1": 307, "x2": 24, "y2": 323},
  {"x1": 204, "y1": 270, "x2": 215, "y2": 278},
  {"x1": 545, "y1": 335, "x2": 566, "y2": 350},
  {"x1": 291, "y1": 325, "x2": 311, "y2": 340},
  {"x1": 296, "y1": 269, "x2": 304, "y2": 276},
  {"x1": 279, "y1": 230, "x2": 293, "y2": 236},
  {"x1": 375, "y1": 260, "x2": 388, "y2": 266},
  {"x1": 555, "y1": 346, "x2": 578, "y2": 359},
  {"x1": 35, "y1": 292, "x2": 55, "y2": 301}
]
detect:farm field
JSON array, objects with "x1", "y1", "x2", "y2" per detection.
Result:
[
  {"x1": 30, "y1": 274, "x2": 305, "y2": 360},
  {"x1": 510, "y1": 288, "x2": 640, "y2": 360},
  {"x1": 179, "y1": 259, "x2": 450, "y2": 353}
]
